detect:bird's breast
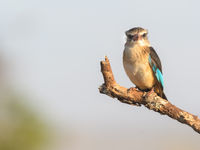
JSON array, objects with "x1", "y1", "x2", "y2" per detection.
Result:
[{"x1": 123, "y1": 46, "x2": 155, "y2": 90}]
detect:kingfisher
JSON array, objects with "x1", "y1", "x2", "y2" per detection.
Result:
[{"x1": 123, "y1": 27, "x2": 167, "y2": 100}]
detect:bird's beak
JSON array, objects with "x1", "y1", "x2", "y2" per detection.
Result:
[
  {"x1": 132, "y1": 35, "x2": 138, "y2": 41},
  {"x1": 138, "y1": 35, "x2": 142, "y2": 41}
]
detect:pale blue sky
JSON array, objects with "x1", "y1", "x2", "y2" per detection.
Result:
[{"x1": 0, "y1": 0, "x2": 200, "y2": 149}]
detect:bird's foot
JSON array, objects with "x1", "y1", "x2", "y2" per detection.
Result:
[
  {"x1": 146, "y1": 87, "x2": 155, "y2": 97},
  {"x1": 127, "y1": 87, "x2": 139, "y2": 93}
]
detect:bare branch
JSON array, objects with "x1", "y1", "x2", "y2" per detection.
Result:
[{"x1": 99, "y1": 56, "x2": 200, "y2": 134}]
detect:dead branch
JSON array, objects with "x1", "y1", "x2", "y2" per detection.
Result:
[{"x1": 99, "y1": 56, "x2": 200, "y2": 134}]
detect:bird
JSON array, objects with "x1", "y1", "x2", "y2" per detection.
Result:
[{"x1": 123, "y1": 27, "x2": 167, "y2": 100}]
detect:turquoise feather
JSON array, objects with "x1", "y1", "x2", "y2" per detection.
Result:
[
  {"x1": 156, "y1": 69, "x2": 164, "y2": 87},
  {"x1": 149, "y1": 56, "x2": 164, "y2": 88}
]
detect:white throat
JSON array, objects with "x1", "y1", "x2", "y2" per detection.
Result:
[{"x1": 137, "y1": 39, "x2": 150, "y2": 47}]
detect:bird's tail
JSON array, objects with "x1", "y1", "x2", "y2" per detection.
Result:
[
  {"x1": 154, "y1": 85, "x2": 168, "y2": 101},
  {"x1": 161, "y1": 92, "x2": 168, "y2": 100}
]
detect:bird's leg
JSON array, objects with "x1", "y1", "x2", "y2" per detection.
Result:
[{"x1": 146, "y1": 87, "x2": 155, "y2": 97}]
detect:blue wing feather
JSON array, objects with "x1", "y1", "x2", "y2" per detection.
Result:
[
  {"x1": 149, "y1": 55, "x2": 164, "y2": 88},
  {"x1": 156, "y1": 69, "x2": 164, "y2": 87}
]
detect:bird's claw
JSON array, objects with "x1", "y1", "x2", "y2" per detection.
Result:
[
  {"x1": 146, "y1": 87, "x2": 155, "y2": 97},
  {"x1": 127, "y1": 87, "x2": 139, "y2": 93}
]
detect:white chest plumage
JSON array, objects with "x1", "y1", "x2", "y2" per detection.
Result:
[{"x1": 123, "y1": 45, "x2": 155, "y2": 90}]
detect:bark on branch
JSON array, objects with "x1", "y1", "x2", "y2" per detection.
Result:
[{"x1": 99, "y1": 56, "x2": 200, "y2": 134}]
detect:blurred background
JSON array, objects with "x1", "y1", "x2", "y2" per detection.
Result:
[{"x1": 0, "y1": 0, "x2": 200, "y2": 150}]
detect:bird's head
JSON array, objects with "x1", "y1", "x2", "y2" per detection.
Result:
[{"x1": 125, "y1": 27, "x2": 150, "y2": 47}]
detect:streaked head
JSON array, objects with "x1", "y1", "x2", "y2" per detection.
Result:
[{"x1": 125, "y1": 27, "x2": 150, "y2": 47}]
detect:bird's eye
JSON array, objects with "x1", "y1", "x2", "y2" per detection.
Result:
[
  {"x1": 127, "y1": 35, "x2": 133, "y2": 39},
  {"x1": 142, "y1": 33, "x2": 147, "y2": 37},
  {"x1": 127, "y1": 34, "x2": 138, "y2": 41}
]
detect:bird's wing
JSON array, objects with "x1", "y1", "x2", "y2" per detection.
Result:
[{"x1": 148, "y1": 47, "x2": 164, "y2": 88}]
